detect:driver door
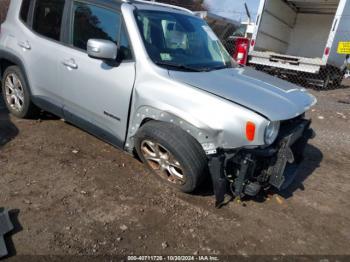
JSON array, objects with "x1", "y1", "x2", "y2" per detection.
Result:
[{"x1": 59, "y1": 1, "x2": 135, "y2": 147}]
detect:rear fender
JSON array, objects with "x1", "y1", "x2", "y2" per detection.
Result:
[{"x1": 0, "y1": 50, "x2": 31, "y2": 95}]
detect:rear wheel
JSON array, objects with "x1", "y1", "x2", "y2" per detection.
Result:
[
  {"x1": 135, "y1": 121, "x2": 208, "y2": 193},
  {"x1": 321, "y1": 67, "x2": 344, "y2": 89},
  {"x1": 1, "y1": 66, "x2": 39, "y2": 118}
]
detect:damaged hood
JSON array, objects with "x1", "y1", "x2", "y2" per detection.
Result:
[{"x1": 169, "y1": 67, "x2": 317, "y2": 121}]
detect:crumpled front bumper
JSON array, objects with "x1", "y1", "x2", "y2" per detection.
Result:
[
  {"x1": 267, "y1": 119, "x2": 314, "y2": 189},
  {"x1": 208, "y1": 118, "x2": 315, "y2": 208}
]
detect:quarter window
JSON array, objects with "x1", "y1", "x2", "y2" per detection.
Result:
[{"x1": 32, "y1": 0, "x2": 65, "y2": 41}]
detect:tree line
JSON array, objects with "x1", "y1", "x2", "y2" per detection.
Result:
[
  {"x1": 156, "y1": 0, "x2": 206, "y2": 10},
  {"x1": 0, "y1": 0, "x2": 10, "y2": 24},
  {"x1": 0, "y1": 0, "x2": 205, "y2": 24}
]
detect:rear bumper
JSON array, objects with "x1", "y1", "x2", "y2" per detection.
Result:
[
  {"x1": 248, "y1": 51, "x2": 323, "y2": 74},
  {"x1": 208, "y1": 118, "x2": 314, "y2": 208}
]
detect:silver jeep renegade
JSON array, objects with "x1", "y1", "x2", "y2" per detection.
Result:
[{"x1": 0, "y1": 0, "x2": 316, "y2": 207}]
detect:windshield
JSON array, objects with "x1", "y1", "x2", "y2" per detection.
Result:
[{"x1": 135, "y1": 10, "x2": 237, "y2": 72}]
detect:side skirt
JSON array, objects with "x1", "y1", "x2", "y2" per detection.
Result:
[{"x1": 32, "y1": 96, "x2": 125, "y2": 151}]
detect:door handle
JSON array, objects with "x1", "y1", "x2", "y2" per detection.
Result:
[
  {"x1": 18, "y1": 40, "x2": 31, "y2": 50},
  {"x1": 62, "y1": 59, "x2": 78, "y2": 69}
]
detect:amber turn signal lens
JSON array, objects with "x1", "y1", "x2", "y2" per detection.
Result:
[{"x1": 246, "y1": 121, "x2": 256, "y2": 141}]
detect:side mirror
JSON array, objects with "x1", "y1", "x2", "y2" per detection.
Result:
[{"x1": 87, "y1": 39, "x2": 118, "y2": 60}]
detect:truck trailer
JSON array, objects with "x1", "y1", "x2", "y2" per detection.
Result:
[{"x1": 249, "y1": 0, "x2": 350, "y2": 88}]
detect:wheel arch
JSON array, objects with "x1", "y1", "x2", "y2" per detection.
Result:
[
  {"x1": 0, "y1": 50, "x2": 32, "y2": 95},
  {"x1": 125, "y1": 106, "x2": 220, "y2": 155},
  {"x1": 0, "y1": 59, "x2": 15, "y2": 79}
]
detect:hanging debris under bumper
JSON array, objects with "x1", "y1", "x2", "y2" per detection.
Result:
[{"x1": 208, "y1": 118, "x2": 315, "y2": 208}]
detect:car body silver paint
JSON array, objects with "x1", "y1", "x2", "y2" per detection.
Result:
[
  {"x1": 169, "y1": 67, "x2": 317, "y2": 121},
  {"x1": 1, "y1": 0, "x2": 64, "y2": 109},
  {"x1": 0, "y1": 0, "x2": 316, "y2": 156},
  {"x1": 57, "y1": 46, "x2": 136, "y2": 144},
  {"x1": 87, "y1": 39, "x2": 118, "y2": 60}
]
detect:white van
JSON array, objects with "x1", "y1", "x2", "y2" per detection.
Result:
[{"x1": 249, "y1": 0, "x2": 350, "y2": 88}]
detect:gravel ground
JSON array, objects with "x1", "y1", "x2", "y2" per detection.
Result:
[{"x1": 1, "y1": 80, "x2": 350, "y2": 260}]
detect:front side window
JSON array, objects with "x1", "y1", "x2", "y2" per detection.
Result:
[
  {"x1": 20, "y1": 0, "x2": 32, "y2": 23},
  {"x1": 32, "y1": 0, "x2": 65, "y2": 41},
  {"x1": 71, "y1": 2, "x2": 120, "y2": 50},
  {"x1": 136, "y1": 10, "x2": 236, "y2": 71},
  {"x1": 119, "y1": 25, "x2": 133, "y2": 60},
  {"x1": 71, "y1": 2, "x2": 132, "y2": 60}
]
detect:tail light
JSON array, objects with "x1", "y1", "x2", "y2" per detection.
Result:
[
  {"x1": 233, "y1": 37, "x2": 250, "y2": 65},
  {"x1": 324, "y1": 47, "x2": 330, "y2": 56},
  {"x1": 250, "y1": 39, "x2": 255, "y2": 47}
]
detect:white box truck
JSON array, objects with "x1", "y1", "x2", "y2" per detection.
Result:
[{"x1": 249, "y1": 0, "x2": 350, "y2": 88}]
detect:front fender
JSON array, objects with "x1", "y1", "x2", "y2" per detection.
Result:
[
  {"x1": 125, "y1": 105, "x2": 220, "y2": 154},
  {"x1": 125, "y1": 64, "x2": 270, "y2": 154}
]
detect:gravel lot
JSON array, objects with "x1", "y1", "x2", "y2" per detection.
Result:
[{"x1": 1, "y1": 80, "x2": 350, "y2": 259}]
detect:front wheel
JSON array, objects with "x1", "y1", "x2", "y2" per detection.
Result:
[{"x1": 135, "y1": 121, "x2": 208, "y2": 193}]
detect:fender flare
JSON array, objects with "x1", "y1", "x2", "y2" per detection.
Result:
[
  {"x1": 0, "y1": 50, "x2": 32, "y2": 95},
  {"x1": 125, "y1": 106, "x2": 221, "y2": 154}
]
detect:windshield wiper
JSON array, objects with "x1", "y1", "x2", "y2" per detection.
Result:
[
  {"x1": 206, "y1": 64, "x2": 235, "y2": 72},
  {"x1": 154, "y1": 61, "x2": 206, "y2": 72}
]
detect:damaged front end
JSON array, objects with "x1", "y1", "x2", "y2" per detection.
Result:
[{"x1": 208, "y1": 116, "x2": 315, "y2": 208}]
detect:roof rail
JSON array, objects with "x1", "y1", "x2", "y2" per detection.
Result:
[{"x1": 122, "y1": 0, "x2": 194, "y2": 14}]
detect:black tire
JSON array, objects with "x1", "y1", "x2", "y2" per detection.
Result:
[
  {"x1": 333, "y1": 71, "x2": 345, "y2": 88},
  {"x1": 135, "y1": 121, "x2": 208, "y2": 193},
  {"x1": 1, "y1": 66, "x2": 39, "y2": 118},
  {"x1": 322, "y1": 73, "x2": 331, "y2": 89},
  {"x1": 321, "y1": 67, "x2": 344, "y2": 89}
]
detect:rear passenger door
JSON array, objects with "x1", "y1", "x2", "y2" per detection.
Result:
[
  {"x1": 59, "y1": 0, "x2": 135, "y2": 148},
  {"x1": 17, "y1": 0, "x2": 67, "y2": 116}
]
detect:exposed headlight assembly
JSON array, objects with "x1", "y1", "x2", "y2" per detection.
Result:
[{"x1": 265, "y1": 121, "x2": 280, "y2": 145}]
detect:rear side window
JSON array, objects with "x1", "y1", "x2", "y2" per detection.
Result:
[
  {"x1": 71, "y1": 2, "x2": 120, "y2": 50},
  {"x1": 20, "y1": 0, "x2": 32, "y2": 23},
  {"x1": 32, "y1": 0, "x2": 65, "y2": 41}
]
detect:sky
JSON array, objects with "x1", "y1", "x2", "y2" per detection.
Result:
[{"x1": 204, "y1": 0, "x2": 259, "y2": 22}]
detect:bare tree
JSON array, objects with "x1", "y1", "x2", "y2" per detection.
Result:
[
  {"x1": 0, "y1": 0, "x2": 10, "y2": 24},
  {"x1": 156, "y1": 0, "x2": 206, "y2": 11}
]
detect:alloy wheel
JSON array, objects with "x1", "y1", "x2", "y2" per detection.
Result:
[
  {"x1": 140, "y1": 140, "x2": 186, "y2": 185},
  {"x1": 4, "y1": 73, "x2": 25, "y2": 112}
]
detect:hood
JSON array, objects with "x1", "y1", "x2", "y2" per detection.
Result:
[{"x1": 169, "y1": 67, "x2": 317, "y2": 121}]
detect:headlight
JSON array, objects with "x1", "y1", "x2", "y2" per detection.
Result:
[{"x1": 264, "y1": 121, "x2": 280, "y2": 145}]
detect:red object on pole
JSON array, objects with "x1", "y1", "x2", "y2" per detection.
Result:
[
  {"x1": 324, "y1": 47, "x2": 330, "y2": 56},
  {"x1": 232, "y1": 37, "x2": 250, "y2": 65}
]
